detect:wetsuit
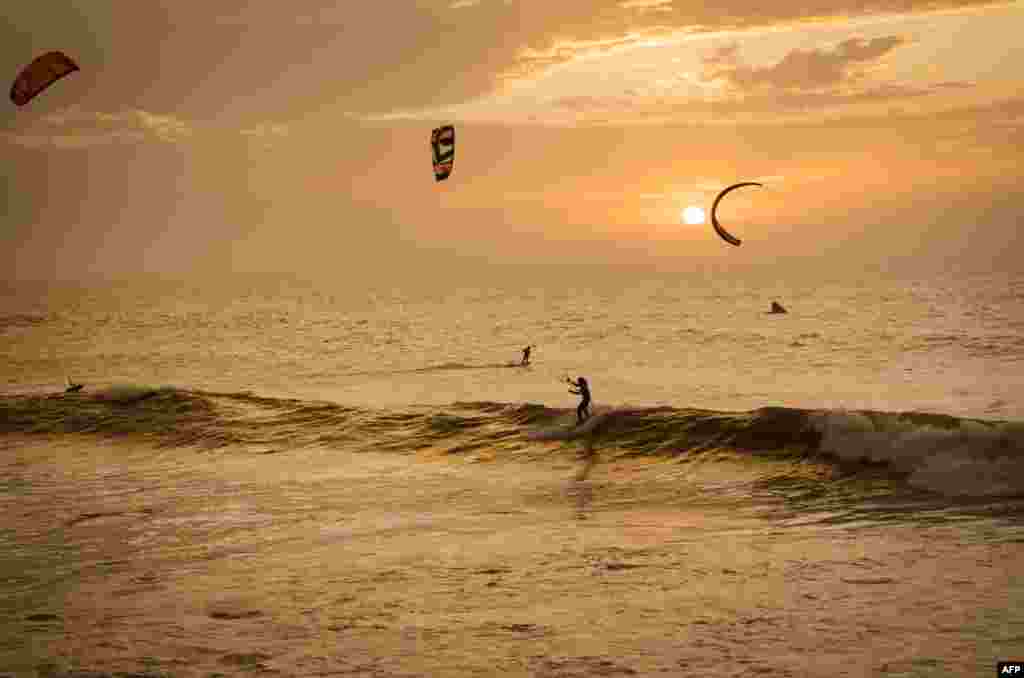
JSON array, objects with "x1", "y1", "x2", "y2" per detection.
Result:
[
  {"x1": 569, "y1": 378, "x2": 591, "y2": 424},
  {"x1": 521, "y1": 346, "x2": 532, "y2": 365}
]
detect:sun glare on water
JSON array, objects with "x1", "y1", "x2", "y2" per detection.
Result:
[{"x1": 683, "y1": 206, "x2": 705, "y2": 225}]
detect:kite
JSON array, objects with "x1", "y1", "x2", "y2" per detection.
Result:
[
  {"x1": 711, "y1": 182, "x2": 762, "y2": 247},
  {"x1": 431, "y1": 125, "x2": 455, "y2": 182},
  {"x1": 10, "y1": 51, "x2": 79, "y2": 107}
]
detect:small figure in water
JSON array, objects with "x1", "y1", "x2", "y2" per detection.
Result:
[
  {"x1": 521, "y1": 345, "x2": 534, "y2": 366},
  {"x1": 65, "y1": 376, "x2": 83, "y2": 393},
  {"x1": 769, "y1": 301, "x2": 788, "y2": 314},
  {"x1": 566, "y1": 376, "x2": 591, "y2": 424}
]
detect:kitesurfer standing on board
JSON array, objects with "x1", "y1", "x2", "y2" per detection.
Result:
[
  {"x1": 521, "y1": 345, "x2": 533, "y2": 366},
  {"x1": 567, "y1": 377, "x2": 591, "y2": 424}
]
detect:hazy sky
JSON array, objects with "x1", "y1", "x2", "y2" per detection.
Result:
[{"x1": 2, "y1": 1, "x2": 1021, "y2": 284}]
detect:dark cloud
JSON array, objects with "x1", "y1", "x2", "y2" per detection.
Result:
[{"x1": 702, "y1": 36, "x2": 908, "y2": 91}]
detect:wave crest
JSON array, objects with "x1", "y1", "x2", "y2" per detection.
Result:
[{"x1": 2, "y1": 388, "x2": 1021, "y2": 497}]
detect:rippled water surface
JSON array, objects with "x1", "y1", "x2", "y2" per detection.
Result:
[
  {"x1": 2, "y1": 437, "x2": 1023, "y2": 677},
  {"x1": 2, "y1": 269, "x2": 1022, "y2": 676},
  {"x1": 3, "y1": 269, "x2": 1023, "y2": 417}
]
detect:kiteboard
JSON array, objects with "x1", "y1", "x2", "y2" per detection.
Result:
[
  {"x1": 525, "y1": 409, "x2": 606, "y2": 441},
  {"x1": 571, "y1": 412, "x2": 604, "y2": 435}
]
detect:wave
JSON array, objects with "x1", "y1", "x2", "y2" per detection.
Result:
[
  {"x1": 344, "y1": 361, "x2": 528, "y2": 378},
  {"x1": 412, "y1": 361, "x2": 527, "y2": 373},
  {"x1": 0, "y1": 312, "x2": 52, "y2": 330},
  {"x1": 2, "y1": 387, "x2": 1022, "y2": 498}
]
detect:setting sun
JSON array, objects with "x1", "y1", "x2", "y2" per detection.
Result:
[{"x1": 683, "y1": 206, "x2": 705, "y2": 225}]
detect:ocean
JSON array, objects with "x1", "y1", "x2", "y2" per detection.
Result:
[
  {"x1": 1, "y1": 268, "x2": 1023, "y2": 676},
  {"x1": 4, "y1": 268, "x2": 1024, "y2": 415}
]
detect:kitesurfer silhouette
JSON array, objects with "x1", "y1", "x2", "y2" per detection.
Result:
[
  {"x1": 521, "y1": 345, "x2": 533, "y2": 366},
  {"x1": 567, "y1": 377, "x2": 591, "y2": 424}
]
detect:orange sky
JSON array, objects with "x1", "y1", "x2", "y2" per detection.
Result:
[{"x1": 2, "y1": 1, "x2": 1022, "y2": 284}]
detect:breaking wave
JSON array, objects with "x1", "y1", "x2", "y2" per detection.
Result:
[{"x1": 2, "y1": 386, "x2": 1023, "y2": 498}]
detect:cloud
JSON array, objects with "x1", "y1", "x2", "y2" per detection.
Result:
[
  {"x1": 1, "y1": 106, "x2": 290, "y2": 150},
  {"x1": 546, "y1": 78, "x2": 975, "y2": 122},
  {"x1": 496, "y1": 32, "x2": 672, "y2": 86},
  {"x1": 679, "y1": 37, "x2": 977, "y2": 118},
  {"x1": 927, "y1": 96, "x2": 1024, "y2": 151},
  {"x1": 618, "y1": 0, "x2": 675, "y2": 11},
  {"x1": 992, "y1": 116, "x2": 1024, "y2": 128},
  {"x1": 347, "y1": 76, "x2": 971, "y2": 128},
  {"x1": 449, "y1": 0, "x2": 483, "y2": 8},
  {"x1": 210, "y1": 5, "x2": 359, "y2": 26},
  {"x1": 1, "y1": 107, "x2": 193, "y2": 149},
  {"x1": 340, "y1": 0, "x2": 1005, "y2": 127},
  {"x1": 240, "y1": 123, "x2": 290, "y2": 150},
  {"x1": 702, "y1": 36, "x2": 907, "y2": 91},
  {"x1": 492, "y1": 0, "x2": 1005, "y2": 87}
]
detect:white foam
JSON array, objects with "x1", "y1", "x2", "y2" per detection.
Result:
[
  {"x1": 908, "y1": 449, "x2": 1024, "y2": 497},
  {"x1": 812, "y1": 411, "x2": 1024, "y2": 496}
]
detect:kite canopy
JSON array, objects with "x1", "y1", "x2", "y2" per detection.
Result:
[
  {"x1": 710, "y1": 182, "x2": 762, "y2": 247},
  {"x1": 10, "y1": 51, "x2": 79, "y2": 107},
  {"x1": 431, "y1": 125, "x2": 455, "y2": 182}
]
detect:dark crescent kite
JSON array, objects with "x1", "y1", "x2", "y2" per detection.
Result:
[{"x1": 711, "y1": 182, "x2": 762, "y2": 247}]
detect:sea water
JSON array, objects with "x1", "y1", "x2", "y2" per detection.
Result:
[
  {"x1": 3, "y1": 268, "x2": 1022, "y2": 417},
  {"x1": 1, "y1": 267, "x2": 1023, "y2": 677}
]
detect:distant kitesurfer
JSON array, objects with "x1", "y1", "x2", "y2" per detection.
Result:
[
  {"x1": 566, "y1": 376, "x2": 591, "y2": 424},
  {"x1": 521, "y1": 345, "x2": 533, "y2": 366},
  {"x1": 65, "y1": 376, "x2": 83, "y2": 393},
  {"x1": 769, "y1": 301, "x2": 788, "y2": 314}
]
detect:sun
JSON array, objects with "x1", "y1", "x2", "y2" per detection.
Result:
[{"x1": 682, "y1": 205, "x2": 705, "y2": 225}]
